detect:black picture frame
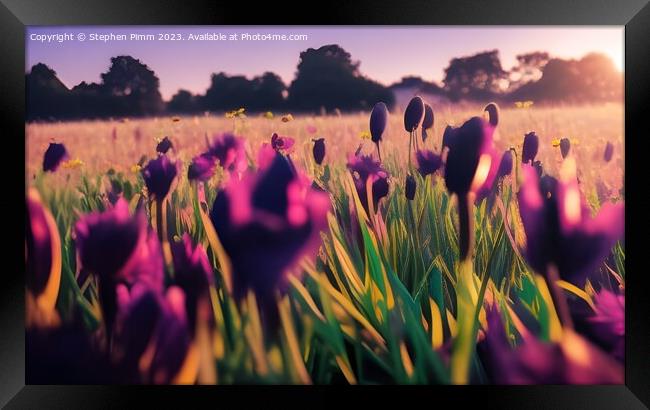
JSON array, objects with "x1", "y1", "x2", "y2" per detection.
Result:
[{"x1": 2, "y1": 0, "x2": 649, "y2": 407}]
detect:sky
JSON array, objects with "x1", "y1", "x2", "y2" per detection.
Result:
[{"x1": 26, "y1": 26, "x2": 624, "y2": 101}]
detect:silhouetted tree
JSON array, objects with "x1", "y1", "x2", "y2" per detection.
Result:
[
  {"x1": 168, "y1": 89, "x2": 200, "y2": 113},
  {"x1": 26, "y1": 63, "x2": 71, "y2": 120},
  {"x1": 509, "y1": 51, "x2": 550, "y2": 90},
  {"x1": 250, "y1": 72, "x2": 286, "y2": 111},
  {"x1": 508, "y1": 53, "x2": 622, "y2": 103},
  {"x1": 100, "y1": 56, "x2": 164, "y2": 116},
  {"x1": 390, "y1": 76, "x2": 444, "y2": 94},
  {"x1": 287, "y1": 44, "x2": 394, "y2": 112},
  {"x1": 443, "y1": 50, "x2": 508, "y2": 102}
]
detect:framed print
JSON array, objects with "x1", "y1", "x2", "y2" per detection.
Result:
[{"x1": 2, "y1": 0, "x2": 649, "y2": 407}]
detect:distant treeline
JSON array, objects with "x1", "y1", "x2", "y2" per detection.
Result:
[{"x1": 26, "y1": 45, "x2": 622, "y2": 121}]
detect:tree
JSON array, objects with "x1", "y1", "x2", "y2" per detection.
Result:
[
  {"x1": 100, "y1": 56, "x2": 164, "y2": 116},
  {"x1": 509, "y1": 51, "x2": 550, "y2": 90},
  {"x1": 168, "y1": 89, "x2": 200, "y2": 113},
  {"x1": 26, "y1": 63, "x2": 71, "y2": 120},
  {"x1": 250, "y1": 72, "x2": 286, "y2": 111},
  {"x1": 287, "y1": 44, "x2": 394, "y2": 112},
  {"x1": 443, "y1": 50, "x2": 508, "y2": 102}
]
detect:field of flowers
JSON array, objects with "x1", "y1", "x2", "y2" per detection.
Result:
[{"x1": 25, "y1": 101, "x2": 624, "y2": 384}]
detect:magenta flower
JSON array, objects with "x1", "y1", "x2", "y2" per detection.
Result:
[
  {"x1": 312, "y1": 138, "x2": 325, "y2": 165},
  {"x1": 517, "y1": 160, "x2": 624, "y2": 285},
  {"x1": 209, "y1": 151, "x2": 330, "y2": 323},
  {"x1": 478, "y1": 304, "x2": 623, "y2": 384},
  {"x1": 26, "y1": 189, "x2": 58, "y2": 300},
  {"x1": 188, "y1": 153, "x2": 217, "y2": 182},
  {"x1": 347, "y1": 154, "x2": 390, "y2": 215},
  {"x1": 142, "y1": 155, "x2": 178, "y2": 200},
  {"x1": 270, "y1": 132, "x2": 295, "y2": 154},
  {"x1": 156, "y1": 136, "x2": 173, "y2": 154},
  {"x1": 75, "y1": 199, "x2": 164, "y2": 334},
  {"x1": 584, "y1": 289, "x2": 625, "y2": 361},
  {"x1": 208, "y1": 133, "x2": 247, "y2": 173},
  {"x1": 114, "y1": 284, "x2": 193, "y2": 384},
  {"x1": 416, "y1": 149, "x2": 442, "y2": 177},
  {"x1": 43, "y1": 142, "x2": 69, "y2": 172},
  {"x1": 522, "y1": 132, "x2": 539, "y2": 164},
  {"x1": 484, "y1": 102, "x2": 499, "y2": 126}
]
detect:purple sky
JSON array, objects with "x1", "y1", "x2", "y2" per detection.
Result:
[{"x1": 26, "y1": 26, "x2": 623, "y2": 100}]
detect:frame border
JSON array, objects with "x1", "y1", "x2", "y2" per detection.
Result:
[{"x1": 2, "y1": 0, "x2": 648, "y2": 407}]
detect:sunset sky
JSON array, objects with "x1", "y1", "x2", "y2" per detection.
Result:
[{"x1": 26, "y1": 26, "x2": 624, "y2": 100}]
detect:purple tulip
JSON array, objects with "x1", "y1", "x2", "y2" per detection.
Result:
[
  {"x1": 404, "y1": 96, "x2": 425, "y2": 132},
  {"x1": 347, "y1": 154, "x2": 390, "y2": 215},
  {"x1": 604, "y1": 142, "x2": 614, "y2": 162},
  {"x1": 416, "y1": 149, "x2": 442, "y2": 177},
  {"x1": 585, "y1": 289, "x2": 625, "y2": 361},
  {"x1": 26, "y1": 189, "x2": 59, "y2": 301},
  {"x1": 421, "y1": 104, "x2": 434, "y2": 142},
  {"x1": 496, "y1": 149, "x2": 514, "y2": 179},
  {"x1": 172, "y1": 233, "x2": 214, "y2": 333},
  {"x1": 369, "y1": 102, "x2": 389, "y2": 144},
  {"x1": 522, "y1": 132, "x2": 539, "y2": 164},
  {"x1": 43, "y1": 142, "x2": 69, "y2": 172},
  {"x1": 75, "y1": 199, "x2": 164, "y2": 335},
  {"x1": 188, "y1": 153, "x2": 217, "y2": 182},
  {"x1": 114, "y1": 284, "x2": 193, "y2": 384},
  {"x1": 533, "y1": 160, "x2": 544, "y2": 177},
  {"x1": 208, "y1": 133, "x2": 247, "y2": 173},
  {"x1": 478, "y1": 304, "x2": 623, "y2": 384},
  {"x1": 209, "y1": 151, "x2": 330, "y2": 324},
  {"x1": 442, "y1": 125, "x2": 457, "y2": 152},
  {"x1": 270, "y1": 132, "x2": 295, "y2": 154},
  {"x1": 142, "y1": 155, "x2": 178, "y2": 200},
  {"x1": 517, "y1": 160, "x2": 624, "y2": 285},
  {"x1": 560, "y1": 138, "x2": 571, "y2": 159},
  {"x1": 156, "y1": 136, "x2": 173, "y2": 154},
  {"x1": 312, "y1": 138, "x2": 325, "y2": 165},
  {"x1": 444, "y1": 116, "x2": 499, "y2": 259},
  {"x1": 484, "y1": 102, "x2": 499, "y2": 127},
  {"x1": 405, "y1": 174, "x2": 416, "y2": 201}
]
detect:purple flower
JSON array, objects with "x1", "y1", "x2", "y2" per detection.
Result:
[
  {"x1": 209, "y1": 151, "x2": 330, "y2": 323},
  {"x1": 156, "y1": 136, "x2": 173, "y2": 154},
  {"x1": 560, "y1": 138, "x2": 571, "y2": 159},
  {"x1": 114, "y1": 284, "x2": 195, "y2": 384},
  {"x1": 517, "y1": 159, "x2": 624, "y2": 285},
  {"x1": 421, "y1": 104, "x2": 434, "y2": 142},
  {"x1": 188, "y1": 153, "x2": 217, "y2": 182},
  {"x1": 347, "y1": 154, "x2": 390, "y2": 214},
  {"x1": 444, "y1": 117, "x2": 498, "y2": 197},
  {"x1": 208, "y1": 133, "x2": 246, "y2": 172},
  {"x1": 496, "y1": 149, "x2": 514, "y2": 179},
  {"x1": 142, "y1": 155, "x2": 178, "y2": 200},
  {"x1": 404, "y1": 96, "x2": 425, "y2": 132},
  {"x1": 478, "y1": 304, "x2": 623, "y2": 384},
  {"x1": 522, "y1": 132, "x2": 539, "y2": 164},
  {"x1": 416, "y1": 149, "x2": 442, "y2": 177},
  {"x1": 442, "y1": 125, "x2": 457, "y2": 152},
  {"x1": 604, "y1": 142, "x2": 614, "y2": 162},
  {"x1": 484, "y1": 102, "x2": 499, "y2": 127},
  {"x1": 172, "y1": 233, "x2": 214, "y2": 333},
  {"x1": 26, "y1": 189, "x2": 60, "y2": 310},
  {"x1": 270, "y1": 132, "x2": 295, "y2": 154},
  {"x1": 75, "y1": 199, "x2": 164, "y2": 334},
  {"x1": 312, "y1": 138, "x2": 325, "y2": 165},
  {"x1": 533, "y1": 160, "x2": 544, "y2": 177},
  {"x1": 369, "y1": 102, "x2": 389, "y2": 144},
  {"x1": 585, "y1": 289, "x2": 625, "y2": 361},
  {"x1": 43, "y1": 142, "x2": 69, "y2": 172},
  {"x1": 405, "y1": 174, "x2": 416, "y2": 200}
]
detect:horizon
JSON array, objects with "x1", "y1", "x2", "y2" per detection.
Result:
[{"x1": 26, "y1": 26, "x2": 623, "y2": 100}]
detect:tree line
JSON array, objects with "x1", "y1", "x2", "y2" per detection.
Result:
[{"x1": 26, "y1": 45, "x2": 622, "y2": 121}]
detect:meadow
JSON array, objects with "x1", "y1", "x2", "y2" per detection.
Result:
[{"x1": 25, "y1": 102, "x2": 625, "y2": 384}]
